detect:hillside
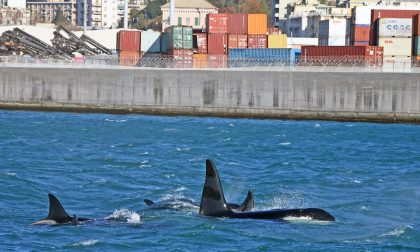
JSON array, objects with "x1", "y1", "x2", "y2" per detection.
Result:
[{"x1": 208, "y1": 0, "x2": 270, "y2": 14}]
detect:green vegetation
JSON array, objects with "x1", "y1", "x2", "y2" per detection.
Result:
[
  {"x1": 208, "y1": 0, "x2": 270, "y2": 14},
  {"x1": 130, "y1": 0, "x2": 165, "y2": 30}
]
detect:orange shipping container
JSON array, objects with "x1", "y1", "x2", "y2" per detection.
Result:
[
  {"x1": 193, "y1": 54, "x2": 208, "y2": 68},
  {"x1": 352, "y1": 25, "x2": 370, "y2": 43},
  {"x1": 119, "y1": 51, "x2": 141, "y2": 66},
  {"x1": 248, "y1": 14, "x2": 268, "y2": 35},
  {"x1": 228, "y1": 34, "x2": 248, "y2": 49}
]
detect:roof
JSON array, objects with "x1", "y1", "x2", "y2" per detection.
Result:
[{"x1": 161, "y1": 0, "x2": 218, "y2": 9}]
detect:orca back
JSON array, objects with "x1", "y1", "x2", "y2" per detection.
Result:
[
  {"x1": 199, "y1": 160, "x2": 232, "y2": 217},
  {"x1": 144, "y1": 199, "x2": 155, "y2": 206},
  {"x1": 47, "y1": 194, "x2": 70, "y2": 223}
]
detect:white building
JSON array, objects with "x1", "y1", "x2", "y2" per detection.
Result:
[
  {"x1": 100, "y1": 0, "x2": 119, "y2": 28},
  {"x1": 161, "y1": 0, "x2": 218, "y2": 32},
  {"x1": 3, "y1": 0, "x2": 26, "y2": 8}
]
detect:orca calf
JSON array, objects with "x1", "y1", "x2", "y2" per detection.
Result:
[
  {"x1": 144, "y1": 190, "x2": 254, "y2": 212},
  {"x1": 199, "y1": 160, "x2": 335, "y2": 222},
  {"x1": 32, "y1": 194, "x2": 91, "y2": 225}
]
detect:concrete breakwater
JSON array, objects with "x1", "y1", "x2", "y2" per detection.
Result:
[{"x1": 0, "y1": 66, "x2": 419, "y2": 123}]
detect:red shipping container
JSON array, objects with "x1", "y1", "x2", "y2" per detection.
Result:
[
  {"x1": 227, "y1": 13, "x2": 247, "y2": 34},
  {"x1": 168, "y1": 49, "x2": 193, "y2": 68},
  {"x1": 414, "y1": 14, "x2": 420, "y2": 36},
  {"x1": 301, "y1": 46, "x2": 383, "y2": 65},
  {"x1": 207, "y1": 13, "x2": 228, "y2": 34},
  {"x1": 352, "y1": 25, "x2": 370, "y2": 42},
  {"x1": 208, "y1": 54, "x2": 227, "y2": 68},
  {"x1": 208, "y1": 34, "x2": 227, "y2": 54},
  {"x1": 228, "y1": 34, "x2": 247, "y2": 49},
  {"x1": 248, "y1": 35, "x2": 267, "y2": 48},
  {"x1": 117, "y1": 30, "x2": 141, "y2": 51},
  {"x1": 370, "y1": 9, "x2": 420, "y2": 45},
  {"x1": 194, "y1": 33, "x2": 207, "y2": 54}
]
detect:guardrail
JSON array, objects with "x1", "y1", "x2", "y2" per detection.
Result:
[{"x1": 1, "y1": 55, "x2": 419, "y2": 73}]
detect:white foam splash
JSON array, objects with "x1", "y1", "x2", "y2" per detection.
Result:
[
  {"x1": 280, "y1": 142, "x2": 291, "y2": 146},
  {"x1": 379, "y1": 225, "x2": 413, "y2": 238},
  {"x1": 283, "y1": 216, "x2": 313, "y2": 221},
  {"x1": 174, "y1": 186, "x2": 186, "y2": 192},
  {"x1": 315, "y1": 124, "x2": 321, "y2": 127},
  {"x1": 105, "y1": 209, "x2": 141, "y2": 224},
  {"x1": 72, "y1": 240, "x2": 99, "y2": 247},
  {"x1": 140, "y1": 151, "x2": 149, "y2": 155},
  {"x1": 176, "y1": 147, "x2": 191, "y2": 152},
  {"x1": 5, "y1": 172, "x2": 17, "y2": 176},
  {"x1": 105, "y1": 119, "x2": 127, "y2": 123},
  {"x1": 353, "y1": 180, "x2": 362, "y2": 184}
]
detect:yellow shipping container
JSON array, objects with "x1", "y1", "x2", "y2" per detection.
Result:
[
  {"x1": 248, "y1": 14, "x2": 268, "y2": 35},
  {"x1": 268, "y1": 34, "x2": 287, "y2": 48},
  {"x1": 193, "y1": 54, "x2": 208, "y2": 68}
]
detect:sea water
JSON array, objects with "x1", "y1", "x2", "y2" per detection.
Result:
[{"x1": 0, "y1": 111, "x2": 419, "y2": 251}]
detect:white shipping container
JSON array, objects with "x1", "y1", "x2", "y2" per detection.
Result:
[
  {"x1": 383, "y1": 56, "x2": 412, "y2": 72},
  {"x1": 378, "y1": 37, "x2": 412, "y2": 56},
  {"x1": 319, "y1": 19, "x2": 347, "y2": 38},
  {"x1": 319, "y1": 36, "x2": 346, "y2": 46},
  {"x1": 352, "y1": 6, "x2": 372, "y2": 25},
  {"x1": 378, "y1": 18, "x2": 412, "y2": 38},
  {"x1": 140, "y1": 29, "x2": 161, "y2": 53}
]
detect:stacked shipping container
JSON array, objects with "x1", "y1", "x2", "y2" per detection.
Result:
[
  {"x1": 301, "y1": 46, "x2": 383, "y2": 66},
  {"x1": 247, "y1": 14, "x2": 268, "y2": 48},
  {"x1": 164, "y1": 25, "x2": 194, "y2": 68},
  {"x1": 227, "y1": 13, "x2": 248, "y2": 51},
  {"x1": 117, "y1": 30, "x2": 141, "y2": 66},
  {"x1": 319, "y1": 19, "x2": 347, "y2": 46},
  {"x1": 376, "y1": 18, "x2": 412, "y2": 57}
]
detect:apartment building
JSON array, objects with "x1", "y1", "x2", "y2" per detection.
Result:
[
  {"x1": 27, "y1": 0, "x2": 76, "y2": 24},
  {"x1": 160, "y1": 0, "x2": 218, "y2": 32}
]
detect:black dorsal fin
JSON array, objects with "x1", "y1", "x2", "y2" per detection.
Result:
[
  {"x1": 144, "y1": 199, "x2": 155, "y2": 206},
  {"x1": 199, "y1": 160, "x2": 231, "y2": 217},
  {"x1": 47, "y1": 194, "x2": 70, "y2": 223},
  {"x1": 241, "y1": 190, "x2": 254, "y2": 211}
]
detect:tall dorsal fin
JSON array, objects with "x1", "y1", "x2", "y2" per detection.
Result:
[
  {"x1": 199, "y1": 160, "x2": 231, "y2": 217},
  {"x1": 241, "y1": 190, "x2": 254, "y2": 211},
  {"x1": 47, "y1": 194, "x2": 70, "y2": 223}
]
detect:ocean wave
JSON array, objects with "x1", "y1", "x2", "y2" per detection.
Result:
[
  {"x1": 379, "y1": 225, "x2": 413, "y2": 238},
  {"x1": 279, "y1": 142, "x2": 291, "y2": 146},
  {"x1": 71, "y1": 239, "x2": 99, "y2": 247},
  {"x1": 105, "y1": 119, "x2": 127, "y2": 123},
  {"x1": 105, "y1": 209, "x2": 141, "y2": 224}
]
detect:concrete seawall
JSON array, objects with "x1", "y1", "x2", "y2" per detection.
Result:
[{"x1": 1, "y1": 66, "x2": 419, "y2": 123}]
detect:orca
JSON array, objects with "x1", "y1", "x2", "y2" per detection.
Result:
[
  {"x1": 144, "y1": 190, "x2": 254, "y2": 212},
  {"x1": 199, "y1": 160, "x2": 335, "y2": 222},
  {"x1": 32, "y1": 194, "x2": 91, "y2": 225}
]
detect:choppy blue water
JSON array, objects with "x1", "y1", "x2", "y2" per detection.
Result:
[{"x1": 0, "y1": 110, "x2": 419, "y2": 251}]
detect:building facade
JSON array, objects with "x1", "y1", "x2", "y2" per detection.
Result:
[
  {"x1": 27, "y1": 0, "x2": 76, "y2": 25},
  {"x1": 0, "y1": 7, "x2": 30, "y2": 25},
  {"x1": 75, "y1": 0, "x2": 92, "y2": 26},
  {"x1": 161, "y1": 0, "x2": 218, "y2": 32}
]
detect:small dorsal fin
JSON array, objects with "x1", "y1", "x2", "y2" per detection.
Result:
[
  {"x1": 144, "y1": 199, "x2": 155, "y2": 206},
  {"x1": 199, "y1": 160, "x2": 231, "y2": 217},
  {"x1": 241, "y1": 190, "x2": 254, "y2": 211},
  {"x1": 47, "y1": 194, "x2": 70, "y2": 223}
]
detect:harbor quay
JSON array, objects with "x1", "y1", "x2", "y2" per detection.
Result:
[{"x1": 0, "y1": 66, "x2": 419, "y2": 123}]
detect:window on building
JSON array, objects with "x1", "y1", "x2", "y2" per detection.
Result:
[
  {"x1": 195, "y1": 17, "x2": 199, "y2": 26},
  {"x1": 186, "y1": 17, "x2": 190, "y2": 25},
  {"x1": 178, "y1": 17, "x2": 182, "y2": 25}
]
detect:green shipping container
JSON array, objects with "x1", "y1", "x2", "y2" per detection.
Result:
[
  {"x1": 182, "y1": 26, "x2": 193, "y2": 49},
  {"x1": 414, "y1": 36, "x2": 420, "y2": 56},
  {"x1": 165, "y1": 25, "x2": 193, "y2": 49},
  {"x1": 167, "y1": 26, "x2": 183, "y2": 49}
]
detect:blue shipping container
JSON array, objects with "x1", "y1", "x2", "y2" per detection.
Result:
[{"x1": 228, "y1": 48, "x2": 301, "y2": 66}]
